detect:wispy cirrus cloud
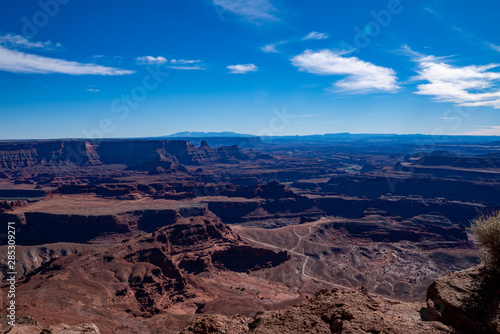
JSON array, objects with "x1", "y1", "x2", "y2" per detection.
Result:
[
  {"x1": 136, "y1": 56, "x2": 204, "y2": 70},
  {"x1": 136, "y1": 56, "x2": 168, "y2": 64},
  {"x1": 486, "y1": 43, "x2": 500, "y2": 53},
  {"x1": 227, "y1": 63, "x2": 258, "y2": 74},
  {"x1": 211, "y1": 0, "x2": 278, "y2": 22},
  {"x1": 0, "y1": 45, "x2": 134, "y2": 75},
  {"x1": 260, "y1": 31, "x2": 330, "y2": 54},
  {"x1": 303, "y1": 31, "x2": 330, "y2": 40},
  {"x1": 261, "y1": 44, "x2": 278, "y2": 53},
  {"x1": 423, "y1": 9, "x2": 500, "y2": 56},
  {"x1": 170, "y1": 59, "x2": 201, "y2": 65},
  {"x1": 0, "y1": 33, "x2": 61, "y2": 50},
  {"x1": 291, "y1": 49, "x2": 399, "y2": 93},
  {"x1": 92, "y1": 55, "x2": 124, "y2": 63},
  {"x1": 260, "y1": 41, "x2": 286, "y2": 53},
  {"x1": 404, "y1": 46, "x2": 500, "y2": 109},
  {"x1": 168, "y1": 65, "x2": 204, "y2": 70}
]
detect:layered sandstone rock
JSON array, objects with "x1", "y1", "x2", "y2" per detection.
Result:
[
  {"x1": 427, "y1": 265, "x2": 500, "y2": 333},
  {"x1": 1, "y1": 212, "x2": 291, "y2": 332},
  {"x1": 181, "y1": 289, "x2": 452, "y2": 334},
  {"x1": 0, "y1": 139, "x2": 272, "y2": 169}
]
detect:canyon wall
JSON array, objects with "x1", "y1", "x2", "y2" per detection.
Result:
[{"x1": 0, "y1": 139, "x2": 271, "y2": 169}]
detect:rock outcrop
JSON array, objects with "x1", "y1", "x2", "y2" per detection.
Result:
[
  {"x1": 414, "y1": 153, "x2": 500, "y2": 169},
  {"x1": 329, "y1": 214, "x2": 469, "y2": 244},
  {"x1": 180, "y1": 289, "x2": 452, "y2": 334},
  {"x1": 324, "y1": 175, "x2": 500, "y2": 206},
  {"x1": 0, "y1": 197, "x2": 212, "y2": 244},
  {"x1": 0, "y1": 243, "x2": 100, "y2": 281},
  {"x1": 1, "y1": 212, "x2": 291, "y2": 332},
  {"x1": 426, "y1": 265, "x2": 500, "y2": 333},
  {"x1": 1, "y1": 206, "x2": 189, "y2": 244},
  {"x1": 0, "y1": 200, "x2": 27, "y2": 213},
  {"x1": 1, "y1": 321, "x2": 100, "y2": 334}
]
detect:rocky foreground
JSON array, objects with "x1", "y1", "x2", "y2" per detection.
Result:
[
  {"x1": 180, "y1": 264, "x2": 500, "y2": 334},
  {"x1": 181, "y1": 288, "x2": 449, "y2": 334},
  {"x1": 427, "y1": 265, "x2": 500, "y2": 334},
  {"x1": 3, "y1": 264, "x2": 498, "y2": 333}
]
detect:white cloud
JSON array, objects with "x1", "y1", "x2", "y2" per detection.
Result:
[
  {"x1": 290, "y1": 49, "x2": 399, "y2": 93},
  {"x1": 296, "y1": 113, "x2": 325, "y2": 118},
  {"x1": 136, "y1": 56, "x2": 168, "y2": 64},
  {"x1": 407, "y1": 47, "x2": 500, "y2": 109},
  {"x1": 458, "y1": 126, "x2": 500, "y2": 136},
  {"x1": 0, "y1": 33, "x2": 60, "y2": 50},
  {"x1": 486, "y1": 43, "x2": 500, "y2": 53},
  {"x1": 212, "y1": 0, "x2": 277, "y2": 22},
  {"x1": 168, "y1": 65, "x2": 205, "y2": 70},
  {"x1": 227, "y1": 63, "x2": 258, "y2": 74},
  {"x1": 0, "y1": 45, "x2": 134, "y2": 75},
  {"x1": 260, "y1": 32, "x2": 330, "y2": 53},
  {"x1": 303, "y1": 31, "x2": 330, "y2": 40},
  {"x1": 91, "y1": 55, "x2": 123, "y2": 62},
  {"x1": 260, "y1": 43, "x2": 280, "y2": 53},
  {"x1": 170, "y1": 59, "x2": 201, "y2": 64},
  {"x1": 136, "y1": 56, "x2": 204, "y2": 69},
  {"x1": 260, "y1": 40, "x2": 289, "y2": 53},
  {"x1": 87, "y1": 88, "x2": 100, "y2": 92}
]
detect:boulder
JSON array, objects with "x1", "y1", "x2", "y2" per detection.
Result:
[{"x1": 427, "y1": 265, "x2": 500, "y2": 333}]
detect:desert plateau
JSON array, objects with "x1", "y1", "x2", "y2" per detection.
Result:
[{"x1": 0, "y1": 135, "x2": 499, "y2": 333}]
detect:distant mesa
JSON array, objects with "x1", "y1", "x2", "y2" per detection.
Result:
[
  {"x1": 360, "y1": 163, "x2": 376, "y2": 173},
  {"x1": 412, "y1": 151, "x2": 500, "y2": 169},
  {"x1": 159, "y1": 131, "x2": 266, "y2": 149},
  {"x1": 199, "y1": 140, "x2": 210, "y2": 149},
  {"x1": 167, "y1": 136, "x2": 267, "y2": 149}
]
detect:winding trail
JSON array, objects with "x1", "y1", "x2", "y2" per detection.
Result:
[
  {"x1": 236, "y1": 217, "x2": 349, "y2": 290},
  {"x1": 236, "y1": 218, "x2": 411, "y2": 304},
  {"x1": 290, "y1": 225, "x2": 311, "y2": 251}
]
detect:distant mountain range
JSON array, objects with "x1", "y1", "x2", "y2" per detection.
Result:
[
  {"x1": 155, "y1": 132, "x2": 500, "y2": 149},
  {"x1": 162, "y1": 132, "x2": 500, "y2": 142},
  {"x1": 164, "y1": 131, "x2": 255, "y2": 138}
]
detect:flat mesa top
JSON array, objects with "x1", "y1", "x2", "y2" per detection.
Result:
[{"x1": 9, "y1": 194, "x2": 206, "y2": 216}]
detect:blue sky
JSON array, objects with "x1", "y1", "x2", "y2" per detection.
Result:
[{"x1": 1, "y1": 0, "x2": 500, "y2": 139}]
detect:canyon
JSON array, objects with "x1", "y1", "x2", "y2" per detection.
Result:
[{"x1": 0, "y1": 135, "x2": 499, "y2": 333}]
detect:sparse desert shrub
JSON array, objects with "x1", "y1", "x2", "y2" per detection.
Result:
[{"x1": 471, "y1": 211, "x2": 500, "y2": 272}]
